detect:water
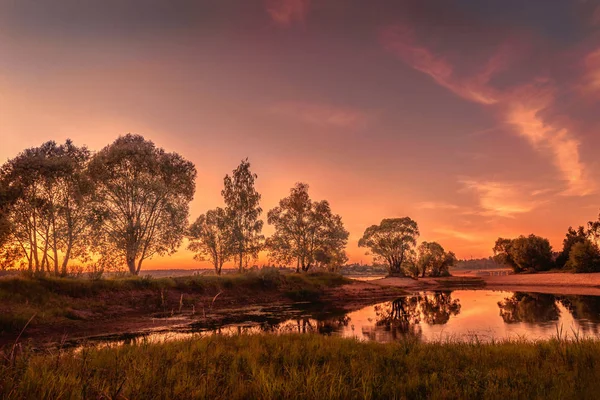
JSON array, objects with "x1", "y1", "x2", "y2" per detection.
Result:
[{"x1": 69, "y1": 290, "x2": 600, "y2": 349}]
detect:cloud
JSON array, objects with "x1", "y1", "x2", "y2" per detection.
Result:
[
  {"x1": 380, "y1": 26, "x2": 500, "y2": 105},
  {"x1": 381, "y1": 24, "x2": 595, "y2": 196},
  {"x1": 417, "y1": 201, "x2": 461, "y2": 210},
  {"x1": 584, "y1": 49, "x2": 600, "y2": 92},
  {"x1": 265, "y1": 0, "x2": 310, "y2": 27},
  {"x1": 268, "y1": 102, "x2": 371, "y2": 128},
  {"x1": 432, "y1": 228, "x2": 484, "y2": 243},
  {"x1": 460, "y1": 180, "x2": 543, "y2": 218}
]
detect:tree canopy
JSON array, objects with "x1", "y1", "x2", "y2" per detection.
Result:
[
  {"x1": 187, "y1": 207, "x2": 232, "y2": 275},
  {"x1": 0, "y1": 140, "x2": 93, "y2": 275},
  {"x1": 556, "y1": 226, "x2": 589, "y2": 269},
  {"x1": 267, "y1": 183, "x2": 349, "y2": 272},
  {"x1": 222, "y1": 159, "x2": 264, "y2": 272},
  {"x1": 566, "y1": 240, "x2": 600, "y2": 273},
  {"x1": 88, "y1": 134, "x2": 196, "y2": 275},
  {"x1": 358, "y1": 217, "x2": 420, "y2": 276},
  {"x1": 493, "y1": 234, "x2": 553, "y2": 273},
  {"x1": 415, "y1": 241, "x2": 456, "y2": 278}
]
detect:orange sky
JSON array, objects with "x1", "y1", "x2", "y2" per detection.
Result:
[{"x1": 1, "y1": 0, "x2": 600, "y2": 269}]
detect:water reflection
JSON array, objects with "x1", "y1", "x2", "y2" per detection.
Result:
[
  {"x1": 498, "y1": 293, "x2": 561, "y2": 324},
  {"x1": 363, "y1": 291, "x2": 461, "y2": 342},
  {"x1": 68, "y1": 290, "x2": 600, "y2": 350}
]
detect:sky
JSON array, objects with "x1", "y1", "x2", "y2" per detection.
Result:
[{"x1": 1, "y1": 0, "x2": 600, "y2": 269}]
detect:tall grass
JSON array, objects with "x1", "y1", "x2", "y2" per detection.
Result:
[{"x1": 1, "y1": 334, "x2": 599, "y2": 399}]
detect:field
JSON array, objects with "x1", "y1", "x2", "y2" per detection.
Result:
[{"x1": 2, "y1": 333, "x2": 599, "y2": 399}]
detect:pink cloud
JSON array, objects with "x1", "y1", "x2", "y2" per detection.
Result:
[
  {"x1": 584, "y1": 49, "x2": 600, "y2": 91},
  {"x1": 265, "y1": 0, "x2": 310, "y2": 27},
  {"x1": 381, "y1": 24, "x2": 595, "y2": 196},
  {"x1": 460, "y1": 180, "x2": 545, "y2": 218},
  {"x1": 269, "y1": 102, "x2": 371, "y2": 129}
]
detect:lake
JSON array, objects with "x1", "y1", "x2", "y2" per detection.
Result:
[{"x1": 70, "y1": 289, "x2": 600, "y2": 349}]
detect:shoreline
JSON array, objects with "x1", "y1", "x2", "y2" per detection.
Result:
[{"x1": 4, "y1": 271, "x2": 600, "y2": 347}]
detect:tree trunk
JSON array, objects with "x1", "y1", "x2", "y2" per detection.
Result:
[
  {"x1": 61, "y1": 244, "x2": 71, "y2": 276},
  {"x1": 127, "y1": 257, "x2": 137, "y2": 275},
  {"x1": 136, "y1": 258, "x2": 144, "y2": 275}
]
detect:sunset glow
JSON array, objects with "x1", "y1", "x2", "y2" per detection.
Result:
[{"x1": 2, "y1": 0, "x2": 600, "y2": 269}]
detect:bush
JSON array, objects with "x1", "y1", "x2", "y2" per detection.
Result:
[
  {"x1": 566, "y1": 240, "x2": 600, "y2": 273},
  {"x1": 493, "y1": 235, "x2": 554, "y2": 273}
]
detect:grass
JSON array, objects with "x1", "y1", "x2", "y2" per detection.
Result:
[
  {"x1": 1, "y1": 334, "x2": 600, "y2": 399},
  {"x1": 0, "y1": 270, "x2": 351, "y2": 335}
]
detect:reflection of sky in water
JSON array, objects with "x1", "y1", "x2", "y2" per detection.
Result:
[{"x1": 72, "y1": 290, "x2": 600, "y2": 351}]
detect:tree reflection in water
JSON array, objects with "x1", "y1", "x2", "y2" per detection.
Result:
[
  {"x1": 366, "y1": 291, "x2": 461, "y2": 341},
  {"x1": 559, "y1": 295, "x2": 600, "y2": 334},
  {"x1": 261, "y1": 315, "x2": 351, "y2": 335},
  {"x1": 497, "y1": 293, "x2": 560, "y2": 323}
]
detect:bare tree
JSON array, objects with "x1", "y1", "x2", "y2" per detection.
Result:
[{"x1": 88, "y1": 134, "x2": 196, "y2": 275}]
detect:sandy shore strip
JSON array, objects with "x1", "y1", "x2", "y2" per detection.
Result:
[{"x1": 360, "y1": 273, "x2": 600, "y2": 296}]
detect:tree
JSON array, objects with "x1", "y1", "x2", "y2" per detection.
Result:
[
  {"x1": 0, "y1": 181, "x2": 16, "y2": 271},
  {"x1": 222, "y1": 159, "x2": 264, "y2": 273},
  {"x1": 314, "y1": 246, "x2": 349, "y2": 272},
  {"x1": 556, "y1": 226, "x2": 588, "y2": 269},
  {"x1": 267, "y1": 183, "x2": 349, "y2": 272},
  {"x1": 588, "y1": 214, "x2": 600, "y2": 245},
  {"x1": 493, "y1": 234, "x2": 553, "y2": 273},
  {"x1": 88, "y1": 134, "x2": 196, "y2": 275},
  {"x1": 415, "y1": 241, "x2": 455, "y2": 278},
  {"x1": 0, "y1": 140, "x2": 93, "y2": 275},
  {"x1": 358, "y1": 217, "x2": 420, "y2": 276},
  {"x1": 565, "y1": 240, "x2": 600, "y2": 273},
  {"x1": 187, "y1": 208, "x2": 232, "y2": 275}
]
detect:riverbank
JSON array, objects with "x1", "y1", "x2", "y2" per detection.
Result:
[
  {"x1": 5, "y1": 270, "x2": 600, "y2": 346},
  {"x1": 367, "y1": 272, "x2": 600, "y2": 296},
  {"x1": 0, "y1": 271, "x2": 405, "y2": 346},
  {"x1": 482, "y1": 272, "x2": 600, "y2": 296},
  {"x1": 2, "y1": 333, "x2": 598, "y2": 399}
]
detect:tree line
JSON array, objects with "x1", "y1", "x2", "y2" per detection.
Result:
[
  {"x1": 493, "y1": 217, "x2": 600, "y2": 274},
  {"x1": 0, "y1": 135, "x2": 461, "y2": 277}
]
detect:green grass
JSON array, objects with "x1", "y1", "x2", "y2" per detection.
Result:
[
  {"x1": 1, "y1": 334, "x2": 599, "y2": 399},
  {"x1": 0, "y1": 270, "x2": 351, "y2": 334}
]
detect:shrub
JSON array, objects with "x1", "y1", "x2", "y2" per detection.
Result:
[{"x1": 566, "y1": 240, "x2": 600, "y2": 273}]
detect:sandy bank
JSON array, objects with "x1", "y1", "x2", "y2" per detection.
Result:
[
  {"x1": 361, "y1": 272, "x2": 600, "y2": 296},
  {"x1": 483, "y1": 272, "x2": 600, "y2": 296}
]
